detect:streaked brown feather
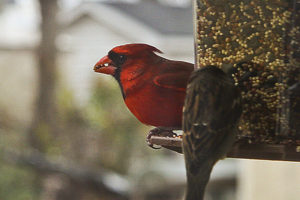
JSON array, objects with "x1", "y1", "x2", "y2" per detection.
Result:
[{"x1": 182, "y1": 66, "x2": 242, "y2": 200}]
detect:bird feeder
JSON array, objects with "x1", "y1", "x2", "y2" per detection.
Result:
[{"x1": 151, "y1": 0, "x2": 300, "y2": 161}]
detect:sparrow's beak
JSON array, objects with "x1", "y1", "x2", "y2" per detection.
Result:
[{"x1": 94, "y1": 55, "x2": 116, "y2": 75}]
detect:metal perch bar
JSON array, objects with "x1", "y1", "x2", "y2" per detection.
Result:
[
  {"x1": 149, "y1": 136, "x2": 300, "y2": 162},
  {"x1": 150, "y1": 136, "x2": 182, "y2": 147}
]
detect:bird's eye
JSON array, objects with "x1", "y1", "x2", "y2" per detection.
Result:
[
  {"x1": 117, "y1": 54, "x2": 126, "y2": 65},
  {"x1": 108, "y1": 51, "x2": 127, "y2": 66}
]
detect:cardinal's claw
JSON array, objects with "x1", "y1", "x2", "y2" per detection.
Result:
[
  {"x1": 147, "y1": 142, "x2": 161, "y2": 149},
  {"x1": 147, "y1": 128, "x2": 161, "y2": 149},
  {"x1": 146, "y1": 128, "x2": 177, "y2": 149}
]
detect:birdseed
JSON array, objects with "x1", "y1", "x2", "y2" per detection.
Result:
[{"x1": 194, "y1": 0, "x2": 300, "y2": 144}]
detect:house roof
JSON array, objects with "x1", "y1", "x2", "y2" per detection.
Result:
[
  {"x1": 102, "y1": 0, "x2": 193, "y2": 35},
  {"x1": 59, "y1": 1, "x2": 194, "y2": 55},
  {"x1": 0, "y1": 0, "x2": 193, "y2": 52}
]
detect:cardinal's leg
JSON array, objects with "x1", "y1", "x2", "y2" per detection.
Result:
[{"x1": 146, "y1": 127, "x2": 178, "y2": 149}]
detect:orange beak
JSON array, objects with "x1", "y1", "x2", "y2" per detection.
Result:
[{"x1": 94, "y1": 55, "x2": 116, "y2": 75}]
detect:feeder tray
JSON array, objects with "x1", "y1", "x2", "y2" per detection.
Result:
[{"x1": 149, "y1": 136, "x2": 300, "y2": 162}]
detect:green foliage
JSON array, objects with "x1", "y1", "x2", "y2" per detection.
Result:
[
  {"x1": 0, "y1": 125, "x2": 39, "y2": 200},
  {"x1": 0, "y1": 73, "x2": 158, "y2": 199},
  {"x1": 0, "y1": 163, "x2": 38, "y2": 200},
  {"x1": 85, "y1": 79, "x2": 146, "y2": 173}
]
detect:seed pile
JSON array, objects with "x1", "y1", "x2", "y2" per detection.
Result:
[{"x1": 195, "y1": 0, "x2": 300, "y2": 144}]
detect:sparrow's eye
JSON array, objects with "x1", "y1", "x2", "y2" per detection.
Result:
[{"x1": 108, "y1": 51, "x2": 127, "y2": 66}]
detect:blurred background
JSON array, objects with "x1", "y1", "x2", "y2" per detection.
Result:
[{"x1": 0, "y1": 0, "x2": 299, "y2": 200}]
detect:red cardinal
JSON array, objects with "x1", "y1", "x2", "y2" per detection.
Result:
[{"x1": 94, "y1": 44, "x2": 194, "y2": 146}]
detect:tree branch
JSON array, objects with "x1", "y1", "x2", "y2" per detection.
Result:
[{"x1": 1, "y1": 149, "x2": 129, "y2": 200}]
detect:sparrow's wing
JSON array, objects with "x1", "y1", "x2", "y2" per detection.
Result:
[{"x1": 183, "y1": 66, "x2": 242, "y2": 175}]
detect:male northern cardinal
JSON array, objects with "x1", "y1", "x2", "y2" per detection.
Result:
[
  {"x1": 182, "y1": 66, "x2": 242, "y2": 200},
  {"x1": 94, "y1": 44, "x2": 194, "y2": 146}
]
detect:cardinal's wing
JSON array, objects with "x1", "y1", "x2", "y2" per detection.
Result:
[{"x1": 153, "y1": 60, "x2": 194, "y2": 92}]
